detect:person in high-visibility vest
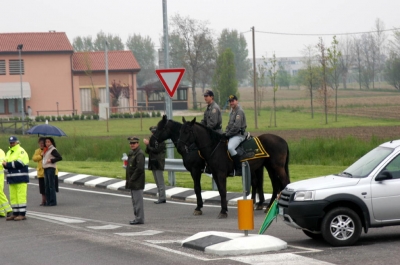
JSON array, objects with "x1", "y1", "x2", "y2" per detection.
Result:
[
  {"x1": 2, "y1": 136, "x2": 29, "y2": 221},
  {"x1": 0, "y1": 148, "x2": 12, "y2": 218}
]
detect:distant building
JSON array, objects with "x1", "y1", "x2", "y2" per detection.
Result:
[
  {"x1": 0, "y1": 32, "x2": 140, "y2": 118},
  {"x1": 256, "y1": 57, "x2": 305, "y2": 76}
]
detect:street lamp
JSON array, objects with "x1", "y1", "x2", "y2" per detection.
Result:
[
  {"x1": 56, "y1": 102, "x2": 59, "y2": 117},
  {"x1": 17, "y1": 44, "x2": 25, "y2": 135}
]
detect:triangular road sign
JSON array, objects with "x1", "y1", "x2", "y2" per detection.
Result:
[{"x1": 155, "y1": 68, "x2": 186, "y2": 98}]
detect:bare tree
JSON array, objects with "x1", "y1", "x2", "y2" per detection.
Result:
[
  {"x1": 109, "y1": 80, "x2": 130, "y2": 107},
  {"x1": 317, "y1": 38, "x2": 329, "y2": 124},
  {"x1": 170, "y1": 14, "x2": 216, "y2": 109},
  {"x1": 301, "y1": 45, "x2": 320, "y2": 119},
  {"x1": 353, "y1": 37, "x2": 363, "y2": 90},
  {"x1": 327, "y1": 36, "x2": 342, "y2": 122},
  {"x1": 373, "y1": 18, "x2": 387, "y2": 84},
  {"x1": 338, "y1": 35, "x2": 354, "y2": 89},
  {"x1": 268, "y1": 53, "x2": 278, "y2": 127}
]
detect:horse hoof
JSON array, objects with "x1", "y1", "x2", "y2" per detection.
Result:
[
  {"x1": 255, "y1": 205, "x2": 264, "y2": 211},
  {"x1": 264, "y1": 207, "x2": 270, "y2": 213},
  {"x1": 218, "y1": 213, "x2": 228, "y2": 219},
  {"x1": 193, "y1": 210, "x2": 203, "y2": 216}
]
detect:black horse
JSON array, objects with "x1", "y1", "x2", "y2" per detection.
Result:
[
  {"x1": 179, "y1": 117, "x2": 290, "y2": 219},
  {"x1": 153, "y1": 115, "x2": 205, "y2": 215},
  {"x1": 153, "y1": 115, "x2": 267, "y2": 215}
]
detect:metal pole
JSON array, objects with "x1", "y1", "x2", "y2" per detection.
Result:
[
  {"x1": 56, "y1": 102, "x2": 59, "y2": 117},
  {"x1": 17, "y1": 44, "x2": 25, "y2": 135},
  {"x1": 105, "y1": 41, "x2": 110, "y2": 116},
  {"x1": 242, "y1": 161, "x2": 248, "y2": 236},
  {"x1": 252, "y1": 27, "x2": 258, "y2": 129},
  {"x1": 163, "y1": 0, "x2": 175, "y2": 186}
]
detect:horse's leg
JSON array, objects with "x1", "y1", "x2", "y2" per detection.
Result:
[
  {"x1": 214, "y1": 172, "x2": 228, "y2": 219},
  {"x1": 254, "y1": 168, "x2": 265, "y2": 210},
  {"x1": 191, "y1": 169, "x2": 203, "y2": 216},
  {"x1": 264, "y1": 166, "x2": 280, "y2": 213}
]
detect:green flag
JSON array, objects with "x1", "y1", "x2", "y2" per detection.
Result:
[{"x1": 258, "y1": 200, "x2": 279, "y2": 234}]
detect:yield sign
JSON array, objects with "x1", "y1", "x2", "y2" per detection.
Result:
[{"x1": 155, "y1": 68, "x2": 186, "y2": 98}]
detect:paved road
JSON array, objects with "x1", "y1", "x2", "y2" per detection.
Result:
[{"x1": 2, "y1": 179, "x2": 400, "y2": 265}]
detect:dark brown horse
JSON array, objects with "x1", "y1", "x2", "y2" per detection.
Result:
[
  {"x1": 179, "y1": 117, "x2": 290, "y2": 219},
  {"x1": 153, "y1": 115, "x2": 268, "y2": 215}
]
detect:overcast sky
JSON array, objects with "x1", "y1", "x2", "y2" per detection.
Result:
[{"x1": 2, "y1": 0, "x2": 399, "y2": 58}]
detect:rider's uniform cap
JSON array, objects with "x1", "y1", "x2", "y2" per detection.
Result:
[
  {"x1": 204, "y1": 90, "x2": 214, "y2": 97},
  {"x1": 228, "y1": 95, "x2": 238, "y2": 101}
]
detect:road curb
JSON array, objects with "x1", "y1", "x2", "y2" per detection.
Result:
[{"x1": 28, "y1": 168, "x2": 272, "y2": 207}]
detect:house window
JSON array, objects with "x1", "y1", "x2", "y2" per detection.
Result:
[
  {"x1": 9, "y1": 59, "x2": 24, "y2": 75},
  {"x1": 0, "y1": 99, "x2": 21, "y2": 114},
  {"x1": 0, "y1": 60, "x2": 5, "y2": 75},
  {"x1": 177, "y1": 89, "x2": 187, "y2": 100}
]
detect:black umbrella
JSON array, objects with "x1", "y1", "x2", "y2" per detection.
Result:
[{"x1": 26, "y1": 124, "x2": 67, "y2": 137}]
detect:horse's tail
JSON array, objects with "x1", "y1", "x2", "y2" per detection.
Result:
[{"x1": 285, "y1": 145, "x2": 290, "y2": 184}]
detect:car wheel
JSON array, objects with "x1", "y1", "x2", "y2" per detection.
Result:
[
  {"x1": 303, "y1": 230, "x2": 323, "y2": 240},
  {"x1": 321, "y1": 207, "x2": 362, "y2": 247}
]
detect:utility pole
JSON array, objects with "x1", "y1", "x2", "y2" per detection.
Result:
[
  {"x1": 162, "y1": 0, "x2": 175, "y2": 186},
  {"x1": 252, "y1": 27, "x2": 258, "y2": 129}
]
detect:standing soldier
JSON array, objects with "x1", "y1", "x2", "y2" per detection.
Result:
[
  {"x1": 0, "y1": 147, "x2": 12, "y2": 218},
  {"x1": 144, "y1": 126, "x2": 166, "y2": 204},
  {"x1": 201, "y1": 90, "x2": 222, "y2": 134},
  {"x1": 125, "y1": 136, "x2": 145, "y2": 225},
  {"x1": 223, "y1": 95, "x2": 247, "y2": 176},
  {"x1": 2, "y1": 136, "x2": 29, "y2": 221}
]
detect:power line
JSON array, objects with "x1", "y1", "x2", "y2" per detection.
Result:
[{"x1": 245, "y1": 27, "x2": 400, "y2": 36}]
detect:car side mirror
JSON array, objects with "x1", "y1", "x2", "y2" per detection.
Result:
[{"x1": 375, "y1": 170, "x2": 393, "y2": 181}]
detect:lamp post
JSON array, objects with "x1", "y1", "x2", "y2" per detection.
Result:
[
  {"x1": 56, "y1": 102, "x2": 59, "y2": 117},
  {"x1": 105, "y1": 40, "x2": 110, "y2": 116},
  {"x1": 17, "y1": 44, "x2": 25, "y2": 135}
]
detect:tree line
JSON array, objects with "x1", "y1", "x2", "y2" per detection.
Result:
[{"x1": 73, "y1": 17, "x2": 400, "y2": 112}]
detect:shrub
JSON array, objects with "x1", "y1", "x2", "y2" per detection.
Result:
[
  {"x1": 62, "y1": 115, "x2": 68, "y2": 121},
  {"x1": 86, "y1": 115, "x2": 92, "y2": 120},
  {"x1": 93, "y1": 114, "x2": 99, "y2": 120},
  {"x1": 73, "y1": 115, "x2": 80, "y2": 120},
  {"x1": 57, "y1": 116, "x2": 62, "y2": 121},
  {"x1": 45, "y1": 116, "x2": 51, "y2": 122},
  {"x1": 151, "y1": 111, "x2": 156, "y2": 117},
  {"x1": 123, "y1": 112, "x2": 132, "y2": 118},
  {"x1": 157, "y1": 111, "x2": 161, "y2": 117},
  {"x1": 51, "y1": 116, "x2": 56, "y2": 121},
  {"x1": 40, "y1": 116, "x2": 46, "y2": 122},
  {"x1": 35, "y1": 116, "x2": 41, "y2": 122},
  {"x1": 80, "y1": 114, "x2": 85, "y2": 120},
  {"x1": 133, "y1": 112, "x2": 141, "y2": 118}
]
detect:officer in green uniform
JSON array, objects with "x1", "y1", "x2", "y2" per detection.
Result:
[{"x1": 201, "y1": 90, "x2": 222, "y2": 134}]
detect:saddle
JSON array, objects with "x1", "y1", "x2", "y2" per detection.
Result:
[{"x1": 234, "y1": 133, "x2": 270, "y2": 161}]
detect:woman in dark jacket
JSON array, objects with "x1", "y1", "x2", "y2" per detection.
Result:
[{"x1": 42, "y1": 137, "x2": 62, "y2": 206}]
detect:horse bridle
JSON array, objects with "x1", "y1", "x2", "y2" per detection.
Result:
[{"x1": 178, "y1": 124, "x2": 221, "y2": 157}]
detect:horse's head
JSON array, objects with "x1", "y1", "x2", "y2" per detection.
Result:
[
  {"x1": 178, "y1": 117, "x2": 197, "y2": 150},
  {"x1": 153, "y1": 115, "x2": 170, "y2": 141}
]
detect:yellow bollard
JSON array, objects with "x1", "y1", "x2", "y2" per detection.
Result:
[{"x1": 238, "y1": 199, "x2": 254, "y2": 230}]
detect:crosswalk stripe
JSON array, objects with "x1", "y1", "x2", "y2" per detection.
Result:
[
  {"x1": 115, "y1": 230, "x2": 163, "y2": 236},
  {"x1": 86, "y1": 224, "x2": 121, "y2": 230},
  {"x1": 230, "y1": 253, "x2": 334, "y2": 265}
]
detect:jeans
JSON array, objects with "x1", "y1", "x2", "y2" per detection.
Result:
[{"x1": 44, "y1": 167, "x2": 57, "y2": 206}]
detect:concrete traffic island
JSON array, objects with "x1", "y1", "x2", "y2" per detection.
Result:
[{"x1": 182, "y1": 231, "x2": 287, "y2": 256}]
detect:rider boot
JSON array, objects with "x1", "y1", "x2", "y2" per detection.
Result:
[{"x1": 232, "y1": 155, "x2": 242, "y2": 176}]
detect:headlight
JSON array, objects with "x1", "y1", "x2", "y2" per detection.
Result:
[{"x1": 294, "y1": 191, "x2": 315, "y2": 201}]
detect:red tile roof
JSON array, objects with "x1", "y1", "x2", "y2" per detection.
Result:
[
  {"x1": 0, "y1": 32, "x2": 73, "y2": 53},
  {"x1": 72, "y1": 51, "x2": 141, "y2": 72}
]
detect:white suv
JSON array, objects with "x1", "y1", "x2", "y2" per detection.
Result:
[{"x1": 278, "y1": 139, "x2": 400, "y2": 246}]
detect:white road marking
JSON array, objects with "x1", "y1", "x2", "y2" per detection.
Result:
[
  {"x1": 186, "y1": 191, "x2": 220, "y2": 201},
  {"x1": 230, "y1": 253, "x2": 334, "y2": 265},
  {"x1": 144, "y1": 183, "x2": 157, "y2": 191},
  {"x1": 28, "y1": 212, "x2": 86, "y2": 223},
  {"x1": 115, "y1": 230, "x2": 163, "y2": 236},
  {"x1": 57, "y1": 172, "x2": 70, "y2": 177},
  {"x1": 166, "y1": 187, "x2": 191, "y2": 196},
  {"x1": 106, "y1": 180, "x2": 126, "y2": 190},
  {"x1": 86, "y1": 224, "x2": 121, "y2": 230},
  {"x1": 84, "y1": 177, "x2": 114, "y2": 187},
  {"x1": 63, "y1": 174, "x2": 91, "y2": 184}
]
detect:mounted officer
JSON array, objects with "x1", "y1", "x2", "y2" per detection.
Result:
[
  {"x1": 200, "y1": 90, "x2": 222, "y2": 134},
  {"x1": 223, "y1": 95, "x2": 247, "y2": 176}
]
